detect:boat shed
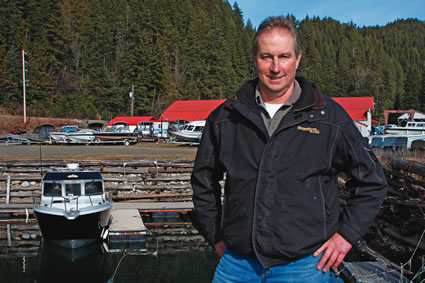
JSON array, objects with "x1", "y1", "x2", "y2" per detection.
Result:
[
  {"x1": 161, "y1": 97, "x2": 374, "y2": 136},
  {"x1": 161, "y1": 99, "x2": 226, "y2": 122},
  {"x1": 332, "y1": 97, "x2": 374, "y2": 137}
]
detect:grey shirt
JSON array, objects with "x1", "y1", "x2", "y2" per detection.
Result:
[{"x1": 255, "y1": 80, "x2": 302, "y2": 137}]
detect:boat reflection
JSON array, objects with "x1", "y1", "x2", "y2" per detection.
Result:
[{"x1": 37, "y1": 241, "x2": 112, "y2": 283}]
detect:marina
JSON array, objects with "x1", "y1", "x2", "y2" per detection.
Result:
[{"x1": 0, "y1": 146, "x2": 423, "y2": 282}]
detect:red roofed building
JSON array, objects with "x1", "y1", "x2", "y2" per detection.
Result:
[
  {"x1": 106, "y1": 97, "x2": 374, "y2": 138},
  {"x1": 162, "y1": 97, "x2": 374, "y2": 136},
  {"x1": 161, "y1": 99, "x2": 226, "y2": 122},
  {"x1": 332, "y1": 97, "x2": 374, "y2": 136}
]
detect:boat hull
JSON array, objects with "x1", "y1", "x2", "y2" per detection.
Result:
[
  {"x1": 34, "y1": 208, "x2": 110, "y2": 248},
  {"x1": 385, "y1": 128, "x2": 425, "y2": 135},
  {"x1": 168, "y1": 130, "x2": 202, "y2": 142},
  {"x1": 66, "y1": 133, "x2": 96, "y2": 143},
  {"x1": 93, "y1": 132, "x2": 138, "y2": 142},
  {"x1": 50, "y1": 133, "x2": 67, "y2": 142}
]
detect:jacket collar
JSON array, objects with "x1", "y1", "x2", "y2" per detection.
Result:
[{"x1": 227, "y1": 76, "x2": 327, "y2": 112}]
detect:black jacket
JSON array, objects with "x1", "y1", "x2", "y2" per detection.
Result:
[{"x1": 191, "y1": 77, "x2": 387, "y2": 268}]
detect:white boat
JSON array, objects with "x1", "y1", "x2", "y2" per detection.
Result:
[
  {"x1": 168, "y1": 120, "x2": 205, "y2": 142},
  {"x1": 384, "y1": 122, "x2": 425, "y2": 135},
  {"x1": 66, "y1": 129, "x2": 97, "y2": 144},
  {"x1": 33, "y1": 164, "x2": 111, "y2": 248},
  {"x1": 50, "y1": 125, "x2": 79, "y2": 143}
]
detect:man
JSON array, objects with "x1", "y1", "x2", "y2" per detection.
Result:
[{"x1": 191, "y1": 16, "x2": 387, "y2": 282}]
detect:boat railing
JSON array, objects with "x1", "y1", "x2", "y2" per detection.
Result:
[
  {"x1": 32, "y1": 193, "x2": 106, "y2": 211},
  {"x1": 32, "y1": 193, "x2": 41, "y2": 205}
]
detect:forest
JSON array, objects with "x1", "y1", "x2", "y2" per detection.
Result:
[{"x1": 0, "y1": 0, "x2": 424, "y2": 123}]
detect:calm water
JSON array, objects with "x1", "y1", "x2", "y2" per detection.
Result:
[
  {"x1": 0, "y1": 222, "x2": 219, "y2": 283},
  {"x1": 0, "y1": 221, "x2": 421, "y2": 282}
]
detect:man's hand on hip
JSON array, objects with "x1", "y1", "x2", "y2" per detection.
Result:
[
  {"x1": 215, "y1": 241, "x2": 226, "y2": 257},
  {"x1": 314, "y1": 232, "x2": 352, "y2": 272}
]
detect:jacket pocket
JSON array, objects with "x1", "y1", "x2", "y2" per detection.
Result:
[{"x1": 270, "y1": 176, "x2": 327, "y2": 257}]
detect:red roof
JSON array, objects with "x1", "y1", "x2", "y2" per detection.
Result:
[
  {"x1": 108, "y1": 97, "x2": 373, "y2": 125},
  {"x1": 161, "y1": 99, "x2": 226, "y2": 122},
  {"x1": 107, "y1": 116, "x2": 153, "y2": 126},
  {"x1": 331, "y1": 97, "x2": 373, "y2": 121}
]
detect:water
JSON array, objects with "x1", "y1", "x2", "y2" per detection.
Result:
[
  {"x1": 0, "y1": 222, "x2": 219, "y2": 283},
  {"x1": 1, "y1": 220, "x2": 422, "y2": 282}
]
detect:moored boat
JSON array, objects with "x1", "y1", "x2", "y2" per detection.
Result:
[{"x1": 33, "y1": 164, "x2": 111, "y2": 248}]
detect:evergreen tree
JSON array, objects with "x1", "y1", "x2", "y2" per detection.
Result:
[
  {"x1": 401, "y1": 66, "x2": 422, "y2": 110},
  {"x1": 1, "y1": 0, "x2": 424, "y2": 122}
]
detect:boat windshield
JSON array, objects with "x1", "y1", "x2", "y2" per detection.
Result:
[
  {"x1": 44, "y1": 182, "x2": 62, "y2": 196},
  {"x1": 66, "y1": 183, "x2": 81, "y2": 196},
  {"x1": 85, "y1": 181, "x2": 103, "y2": 195},
  {"x1": 194, "y1": 126, "x2": 203, "y2": 132}
]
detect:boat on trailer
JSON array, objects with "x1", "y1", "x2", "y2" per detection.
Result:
[
  {"x1": 66, "y1": 128, "x2": 97, "y2": 144},
  {"x1": 93, "y1": 125, "x2": 138, "y2": 145},
  {"x1": 384, "y1": 121, "x2": 425, "y2": 135},
  {"x1": 168, "y1": 120, "x2": 205, "y2": 143},
  {"x1": 33, "y1": 164, "x2": 111, "y2": 248}
]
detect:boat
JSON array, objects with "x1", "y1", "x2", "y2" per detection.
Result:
[
  {"x1": 384, "y1": 121, "x2": 425, "y2": 135},
  {"x1": 168, "y1": 120, "x2": 205, "y2": 142},
  {"x1": 33, "y1": 163, "x2": 112, "y2": 248},
  {"x1": 50, "y1": 125, "x2": 79, "y2": 143},
  {"x1": 136, "y1": 121, "x2": 154, "y2": 138},
  {"x1": 93, "y1": 125, "x2": 138, "y2": 145},
  {"x1": 8, "y1": 123, "x2": 57, "y2": 144},
  {"x1": 66, "y1": 128, "x2": 97, "y2": 144}
]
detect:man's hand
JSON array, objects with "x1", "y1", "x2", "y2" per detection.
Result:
[
  {"x1": 314, "y1": 233, "x2": 352, "y2": 272},
  {"x1": 215, "y1": 241, "x2": 226, "y2": 257}
]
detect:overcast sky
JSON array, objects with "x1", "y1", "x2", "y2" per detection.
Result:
[{"x1": 234, "y1": 0, "x2": 425, "y2": 28}]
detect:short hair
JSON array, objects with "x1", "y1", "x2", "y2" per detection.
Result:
[{"x1": 252, "y1": 16, "x2": 301, "y2": 59}]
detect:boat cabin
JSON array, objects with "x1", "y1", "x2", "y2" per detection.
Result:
[
  {"x1": 33, "y1": 164, "x2": 111, "y2": 248},
  {"x1": 38, "y1": 165, "x2": 107, "y2": 220}
]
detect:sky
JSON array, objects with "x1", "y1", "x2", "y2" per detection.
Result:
[{"x1": 234, "y1": 0, "x2": 425, "y2": 28}]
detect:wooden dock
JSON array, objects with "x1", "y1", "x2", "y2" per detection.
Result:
[{"x1": 0, "y1": 201, "x2": 193, "y2": 213}]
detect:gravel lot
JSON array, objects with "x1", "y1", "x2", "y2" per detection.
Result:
[{"x1": 0, "y1": 142, "x2": 197, "y2": 161}]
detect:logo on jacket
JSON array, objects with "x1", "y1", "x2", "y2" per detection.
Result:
[{"x1": 297, "y1": 126, "x2": 320, "y2": 134}]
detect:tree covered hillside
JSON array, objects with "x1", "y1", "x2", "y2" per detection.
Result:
[{"x1": 0, "y1": 0, "x2": 424, "y2": 122}]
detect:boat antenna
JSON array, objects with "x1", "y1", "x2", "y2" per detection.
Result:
[{"x1": 39, "y1": 143, "x2": 43, "y2": 175}]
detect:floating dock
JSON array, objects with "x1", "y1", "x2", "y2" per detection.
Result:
[{"x1": 106, "y1": 208, "x2": 147, "y2": 253}]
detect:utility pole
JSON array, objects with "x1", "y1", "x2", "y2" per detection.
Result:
[
  {"x1": 22, "y1": 49, "x2": 27, "y2": 125},
  {"x1": 129, "y1": 85, "x2": 134, "y2": 116}
]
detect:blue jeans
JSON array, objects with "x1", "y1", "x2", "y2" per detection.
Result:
[{"x1": 212, "y1": 249, "x2": 332, "y2": 283}]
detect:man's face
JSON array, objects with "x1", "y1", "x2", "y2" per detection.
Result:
[{"x1": 255, "y1": 27, "x2": 301, "y2": 102}]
